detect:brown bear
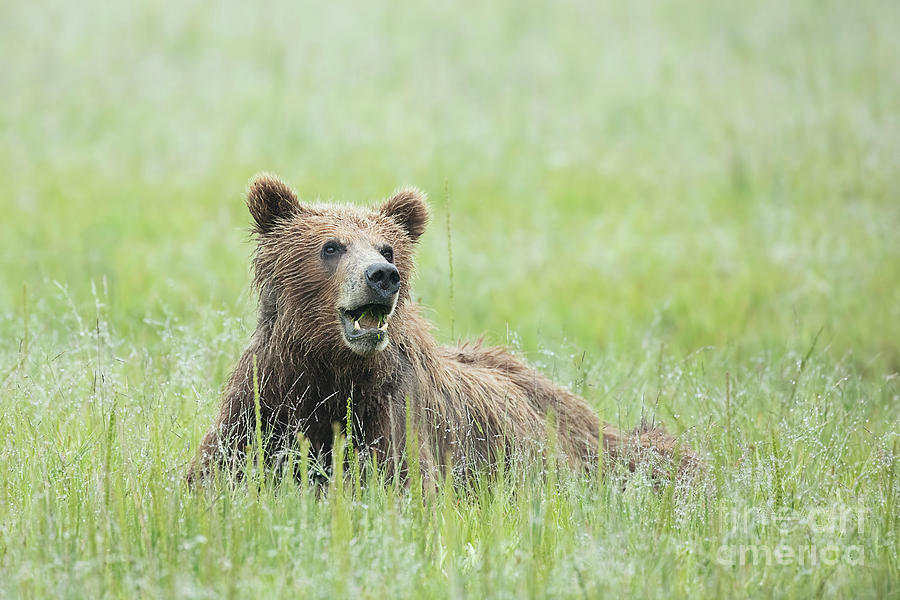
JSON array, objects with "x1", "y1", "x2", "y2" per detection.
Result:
[{"x1": 187, "y1": 174, "x2": 696, "y2": 485}]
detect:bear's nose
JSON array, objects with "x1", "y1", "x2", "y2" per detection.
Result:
[{"x1": 365, "y1": 263, "x2": 401, "y2": 297}]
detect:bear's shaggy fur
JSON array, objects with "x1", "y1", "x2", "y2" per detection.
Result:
[{"x1": 187, "y1": 175, "x2": 696, "y2": 485}]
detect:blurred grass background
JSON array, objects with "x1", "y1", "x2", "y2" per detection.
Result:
[
  {"x1": 3, "y1": 0, "x2": 898, "y2": 366},
  {"x1": 1, "y1": 0, "x2": 898, "y2": 597}
]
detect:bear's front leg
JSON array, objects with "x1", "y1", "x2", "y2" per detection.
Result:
[
  {"x1": 186, "y1": 357, "x2": 257, "y2": 485},
  {"x1": 186, "y1": 402, "x2": 254, "y2": 485}
]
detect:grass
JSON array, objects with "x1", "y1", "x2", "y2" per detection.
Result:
[{"x1": 1, "y1": 0, "x2": 898, "y2": 597}]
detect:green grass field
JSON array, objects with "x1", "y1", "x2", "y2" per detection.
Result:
[{"x1": 1, "y1": 0, "x2": 898, "y2": 597}]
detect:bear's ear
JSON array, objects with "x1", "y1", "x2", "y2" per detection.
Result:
[
  {"x1": 380, "y1": 187, "x2": 429, "y2": 242},
  {"x1": 246, "y1": 173, "x2": 303, "y2": 233}
]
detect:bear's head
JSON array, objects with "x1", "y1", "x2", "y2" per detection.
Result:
[{"x1": 246, "y1": 174, "x2": 429, "y2": 358}]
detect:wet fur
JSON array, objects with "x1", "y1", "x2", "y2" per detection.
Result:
[{"x1": 187, "y1": 175, "x2": 698, "y2": 485}]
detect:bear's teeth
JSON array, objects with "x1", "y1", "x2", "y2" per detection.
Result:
[{"x1": 353, "y1": 320, "x2": 361, "y2": 331}]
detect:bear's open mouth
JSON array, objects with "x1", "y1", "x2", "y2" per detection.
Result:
[{"x1": 339, "y1": 302, "x2": 393, "y2": 344}]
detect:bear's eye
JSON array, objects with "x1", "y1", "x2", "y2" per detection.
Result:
[
  {"x1": 322, "y1": 241, "x2": 344, "y2": 260},
  {"x1": 380, "y1": 246, "x2": 394, "y2": 263}
]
